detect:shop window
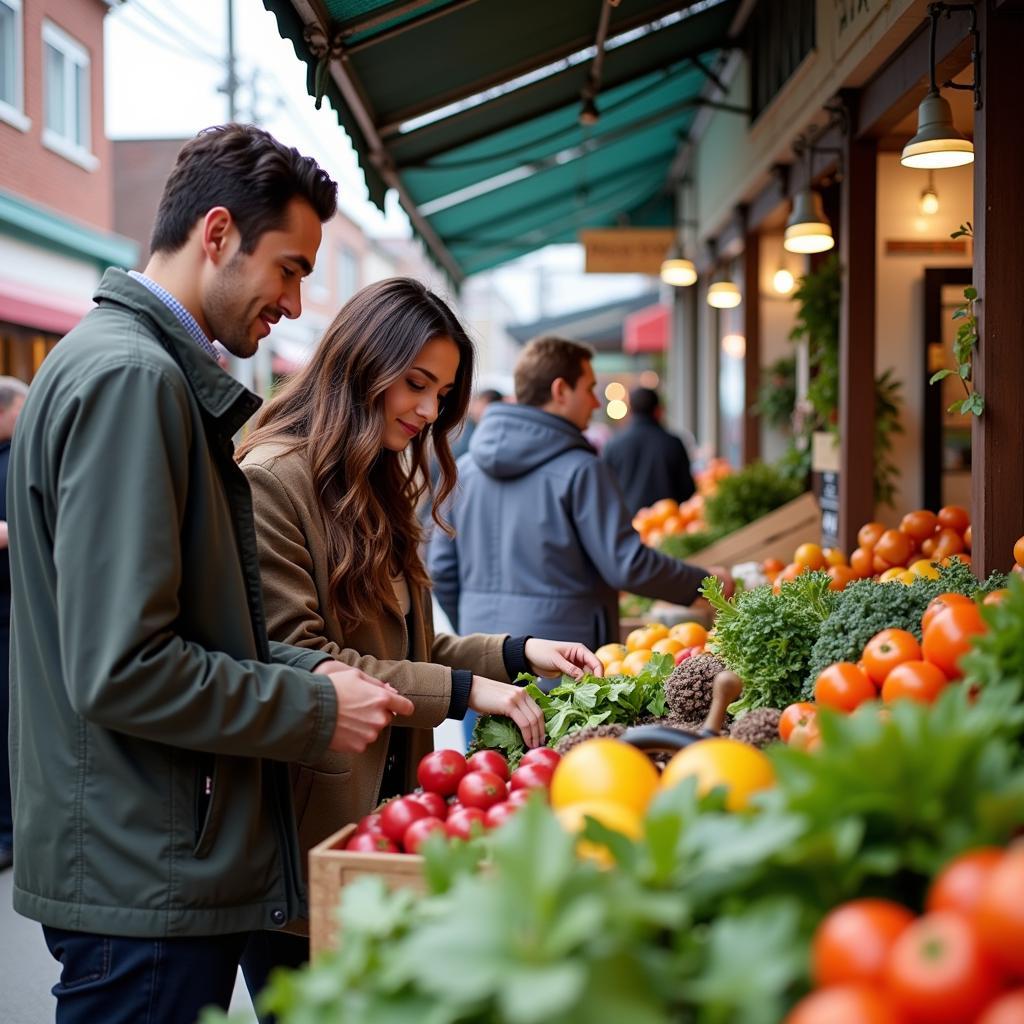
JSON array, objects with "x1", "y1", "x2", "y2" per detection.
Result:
[
  {"x1": 0, "y1": 0, "x2": 28, "y2": 130},
  {"x1": 42, "y1": 19, "x2": 96, "y2": 170}
]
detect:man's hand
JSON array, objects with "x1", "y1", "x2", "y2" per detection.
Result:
[
  {"x1": 469, "y1": 676, "x2": 545, "y2": 748},
  {"x1": 523, "y1": 638, "x2": 603, "y2": 680},
  {"x1": 324, "y1": 665, "x2": 414, "y2": 753}
]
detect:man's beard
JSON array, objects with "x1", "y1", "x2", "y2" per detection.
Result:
[{"x1": 205, "y1": 253, "x2": 260, "y2": 359}]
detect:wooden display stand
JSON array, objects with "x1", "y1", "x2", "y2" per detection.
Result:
[
  {"x1": 685, "y1": 491, "x2": 821, "y2": 568},
  {"x1": 308, "y1": 824, "x2": 427, "y2": 957}
]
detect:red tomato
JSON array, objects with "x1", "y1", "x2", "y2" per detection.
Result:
[
  {"x1": 506, "y1": 787, "x2": 533, "y2": 807},
  {"x1": 921, "y1": 593, "x2": 974, "y2": 634},
  {"x1": 402, "y1": 816, "x2": 446, "y2": 854},
  {"x1": 409, "y1": 790, "x2": 448, "y2": 820},
  {"x1": 456, "y1": 770, "x2": 507, "y2": 810},
  {"x1": 975, "y1": 846, "x2": 1024, "y2": 976},
  {"x1": 354, "y1": 812, "x2": 383, "y2": 834},
  {"x1": 784, "y1": 985, "x2": 904, "y2": 1024},
  {"x1": 345, "y1": 831, "x2": 399, "y2": 853},
  {"x1": 922, "y1": 602, "x2": 987, "y2": 680},
  {"x1": 811, "y1": 898, "x2": 915, "y2": 988},
  {"x1": 977, "y1": 990, "x2": 1024, "y2": 1024},
  {"x1": 444, "y1": 805, "x2": 486, "y2": 840},
  {"x1": 466, "y1": 749, "x2": 510, "y2": 781},
  {"x1": 484, "y1": 801, "x2": 519, "y2": 829},
  {"x1": 509, "y1": 762, "x2": 554, "y2": 792},
  {"x1": 674, "y1": 648, "x2": 693, "y2": 666},
  {"x1": 789, "y1": 719, "x2": 822, "y2": 752},
  {"x1": 416, "y1": 749, "x2": 468, "y2": 796},
  {"x1": 814, "y1": 662, "x2": 876, "y2": 712},
  {"x1": 885, "y1": 911, "x2": 1006, "y2": 1023},
  {"x1": 779, "y1": 702, "x2": 817, "y2": 743},
  {"x1": 518, "y1": 747, "x2": 562, "y2": 771},
  {"x1": 927, "y1": 848, "x2": 1005, "y2": 917},
  {"x1": 379, "y1": 796, "x2": 429, "y2": 844}
]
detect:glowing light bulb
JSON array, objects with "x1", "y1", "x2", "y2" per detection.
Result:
[
  {"x1": 604, "y1": 381, "x2": 626, "y2": 401},
  {"x1": 773, "y1": 268, "x2": 795, "y2": 294},
  {"x1": 607, "y1": 399, "x2": 628, "y2": 420}
]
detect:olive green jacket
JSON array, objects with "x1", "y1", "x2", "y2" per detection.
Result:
[{"x1": 7, "y1": 269, "x2": 337, "y2": 937}]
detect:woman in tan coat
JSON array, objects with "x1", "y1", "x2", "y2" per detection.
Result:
[{"x1": 236, "y1": 278, "x2": 600, "y2": 999}]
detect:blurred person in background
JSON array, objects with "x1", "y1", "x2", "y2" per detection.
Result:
[
  {"x1": 451, "y1": 387, "x2": 504, "y2": 461},
  {"x1": 0, "y1": 375, "x2": 28, "y2": 874},
  {"x1": 602, "y1": 386, "x2": 696, "y2": 515},
  {"x1": 429, "y1": 336, "x2": 731, "y2": 652}
]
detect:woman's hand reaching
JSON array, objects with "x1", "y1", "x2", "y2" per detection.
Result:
[
  {"x1": 523, "y1": 638, "x2": 603, "y2": 680},
  {"x1": 468, "y1": 677, "x2": 546, "y2": 748}
]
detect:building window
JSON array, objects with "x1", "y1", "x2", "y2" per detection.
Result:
[
  {"x1": 335, "y1": 244, "x2": 358, "y2": 302},
  {"x1": 0, "y1": 0, "x2": 29, "y2": 131},
  {"x1": 42, "y1": 20, "x2": 96, "y2": 169}
]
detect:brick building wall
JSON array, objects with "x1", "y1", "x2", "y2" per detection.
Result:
[{"x1": 0, "y1": 0, "x2": 112, "y2": 232}]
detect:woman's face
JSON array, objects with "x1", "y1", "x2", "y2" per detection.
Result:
[{"x1": 381, "y1": 335, "x2": 460, "y2": 452}]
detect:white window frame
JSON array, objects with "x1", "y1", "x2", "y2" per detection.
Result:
[
  {"x1": 41, "y1": 19, "x2": 97, "y2": 170},
  {"x1": 0, "y1": 0, "x2": 30, "y2": 131}
]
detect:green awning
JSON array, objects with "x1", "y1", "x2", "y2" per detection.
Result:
[{"x1": 262, "y1": 0, "x2": 739, "y2": 281}]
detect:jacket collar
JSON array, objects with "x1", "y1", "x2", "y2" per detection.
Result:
[{"x1": 93, "y1": 268, "x2": 262, "y2": 434}]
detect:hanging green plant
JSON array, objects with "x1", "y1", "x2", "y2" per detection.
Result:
[{"x1": 929, "y1": 222, "x2": 984, "y2": 417}]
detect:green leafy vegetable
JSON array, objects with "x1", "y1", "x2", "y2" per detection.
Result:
[{"x1": 702, "y1": 572, "x2": 838, "y2": 714}]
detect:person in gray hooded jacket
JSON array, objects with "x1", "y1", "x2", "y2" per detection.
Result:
[{"x1": 428, "y1": 336, "x2": 729, "y2": 649}]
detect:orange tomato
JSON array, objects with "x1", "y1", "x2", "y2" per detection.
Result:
[
  {"x1": 963, "y1": 524, "x2": 972, "y2": 551},
  {"x1": 940, "y1": 553, "x2": 971, "y2": 569},
  {"x1": 933, "y1": 527, "x2": 966, "y2": 560},
  {"x1": 781, "y1": 561, "x2": 807, "y2": 582},
  {"x1": 649, "y1": 498, "x2": 679, "y2": 523},
  {"x1": 921, "y1": 592, "x2": 974, "y2": 633},
  {"x1": 983, "y1": 589, "x2": 1009, "y2": 606},
  {"x1": 927, "y1": 847, "x2": 1006, "y2": 917},
  {"x1": 857, "y1": 521, "x2": 886, "y2": 551},
  {"x1": 661, "y1": 514, "x2": 684, "y2": 535},
  {"x1": 850, "y1": 547, "x2": 874, "y2": 578},
  {"x1": 785, "y1": 985, "x2": 904, "y2": 1024},
  {"x1": 794, "y1": 543, "x2": 827, "y2": 571},
  {"x1": 645, "y1": 528, "x2": 664, "y2": 547},
  {"x1": 1015, "y1": 535, "x2": 1024, "y2": 567},
  {"x1": 922, "y1": 602, "x2": 986, "y2": 679},
  {"x1": 900, "y1": 509, "x2": 939, "y2": 541},
  {"x1": 620, "y1": 649, "x2": 653, "y2": 676},
  {"x1": 811, "y1": 898, "x2": 915, "y2": 988},
  {"x1": 814, "y1": 662, "x2": 876, "y2": 712},
  {"x1": 875, "y1": 529, "x2": 913, "y2": 567},
  {"x1": 881, "y1": 660, "x2": 948, "y2": 704},
  {"x1": 827, "y1": 565, "x2": 857, "y2": 591},
  {"x1": 977, "y1": 990, "x2": 1024, "y2": 1024},
  {"x1": 762, "y1": 557, "x2": 784, "y2": 573},
  {"x1": 873, "y1": 553, "x2": 895, "y2": 575},
  {"x1": 921, "y1": 536, "x2": 938, "y2": 558},
  {"x1": 669, "y1": 621, "x2": 708, "y2": 648},
  {"x1": 937, "y1": 505, "x2": 970, "y2": 532},
  {"x1": 651, "y1": 637, "x2": 684, "y2": 655},
  {"x1": 823, "y1": 547, "x2": 848, "y2": 567},
  {"x1": 974, "y1": 846, "x2": 1024, "y2": 977},
  {"x1": 862, "y1": 628, "x2": 923, "y2": 686},
  {"x1": 778, "y1": 702, "x2": 817, "y2": 743}
]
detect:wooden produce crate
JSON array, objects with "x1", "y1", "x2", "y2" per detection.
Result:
[
  {"x1": 308, "y1": 823, "x2": 426, "y2": 957},
  {"x1": 688, "y1": 491, "x2": 821, "y2": 568}
]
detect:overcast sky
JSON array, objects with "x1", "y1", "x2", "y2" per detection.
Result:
[{"x1": 104, "y1": 0, "x2": 654, "y2": 321}]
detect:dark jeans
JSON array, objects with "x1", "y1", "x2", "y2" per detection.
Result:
[
  {"x1": 0, "y1": 620, "x2": 11, "y2": 851},
  {"x1": 240, "y1": 930, "x2": 309, "y2": 1024},
  {"x1": 43, "y1": 926, "x2": 251, "y2": 1024}
]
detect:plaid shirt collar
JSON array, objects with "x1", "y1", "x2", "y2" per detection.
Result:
[{"x1": 128, "y1": 271, "x2": 220, "y2": 362}]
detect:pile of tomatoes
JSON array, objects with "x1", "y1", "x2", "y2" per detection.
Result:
[
  {"x1": 344, "y1": 746, "x2": 561, "y2": 855},
  {"x1": 631, "y1": 458, "x2": 732, "y2": 548},
  {"x1": 786, "y1": 844, "x2": 1024, "y2": 1023},
  {"x1": 778, "y1": 591, "x2": 994, "y2": 751}
]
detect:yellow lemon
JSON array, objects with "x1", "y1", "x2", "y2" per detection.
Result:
[
  {"x1": 660, "y1": 738, "x2": 775, "y2": 812},
  {"x1": 556, "y1": 800, "x2": 643, "y2": 867},
  {"x1": 551, "y1": 738, "x2": 660, "y2": 816},
  {"x1": 909, "y1": 559, "x2": 941, "y2": 580},
  {"x1": 878, "y1": 567, "x2": 905, "y2": 583}
]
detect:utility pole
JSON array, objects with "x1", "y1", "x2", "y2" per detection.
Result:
[{"x1": 225, "y1": 0, "x2": 238, "y2": 123}]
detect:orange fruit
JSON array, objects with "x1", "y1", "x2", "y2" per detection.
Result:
[
  {"x1": 661, "y1": 515, "x2": 684, "y2": 535},
  {"x1": 815, "y1": 662, "x2": 877, "y2": 711},
  {"x1": 649, "y1": 498, "x2": 679, "y2": 524},
  {"x1": 823, "y1": 547, "x2": 848, "y2": 567},
  {"x1": 651, "y1": 637, "x2": 684, "y2": 655},
  {"x1": 595, "y1": 642, "x2": 627, "y2": 667},
  {"x1": 933, "y1": 527, "x2": 965, "y2": 560},
  {"x1": 875, "y1": 529, "x2": 913, "y2": 568},
  {"x1": 937, "y1": 505, "x2": 970, "y2": 532},
  {"x1": 762, "y1": 557, "x2": 785, "y2": 573},
  {"x1": 660, "y1": 738, "x2": 775, "y2": 810},
  {"x1": 878, "y1": 567, "x2": 904, "y2": 582},
  {"x1": 551, "y1": 738, "x2": 660, "y2": 815},
  {"x1": 1014, "y1": 535, "x2": 1024, "y2": 566},
  {"x1": 556, "y1": 800, "x2": 643, "y2": 867},
  {"x1": 858, "y1": 521, "x2": 886, "y2": 551},
  {"x1": 963, "y1": 524, "x2": 972, "y2": 551},
  {"x1": 828, "y1": 565, "x2": 857, "y2": 591},
  {"x1": 669, "y1": 622, "x2": 708, "y2": 648},
  {"x1": 874, "y1": 553, "x2": 895, "y2": 575},
  {"x1": 604, "y1": 660, "x2": 624, "y2": 675},
  {"x1": 620, "y1": 649, "x2": 653, "y2": 676},
  {"x1": 900, "y1": 510, "x2": 939, "y2": 541},
  {"x1": 850, "y1": 547, "x2": 874, "y2": 578},
  {"x1": 794, "y1": 543, "x2": 827, "y2": 571},
  {"x1": 781, "y1": 562, "x2": 807, "y2": 582}
]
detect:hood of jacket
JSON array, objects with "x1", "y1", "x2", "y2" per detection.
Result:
[{"x1": 469, "y1": 404, "x2": 595, "y2": 479}]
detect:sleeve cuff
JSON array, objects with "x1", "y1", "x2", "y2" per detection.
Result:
[
  {"x1": 447, "y1": 669, "x2": 474, "y2": 720},
  {"x1": 502, "y1": 635, "x2": 533, "y2": 682}
]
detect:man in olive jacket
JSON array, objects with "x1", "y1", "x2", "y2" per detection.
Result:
[{"x1": 7, "y1": 126, "x2": 413, "y2": 1024}]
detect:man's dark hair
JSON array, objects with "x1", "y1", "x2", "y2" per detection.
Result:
[
  {"x1": 477, "y1": 388, "x2": 504, "y2": 404},
  {"x1": 514, "y1": 336, "x2": 594, "y2": 407},
  {"x1": 150, "y1": 124, "x2": 338, "y2": 256},
  {"x1": 629, "y1": 386, "x2": 660, "y2": 417}
]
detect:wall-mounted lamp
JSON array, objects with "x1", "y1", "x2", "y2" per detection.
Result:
[
  {"x1": 707, "y1": 281, "x2": 741, "y2": 309},
  {"x1": 920, "y1": 171, "x2": 940, "y2": 215},
  {"x1": 901, "y1": 3, "x2": 980, "y2": 169}
]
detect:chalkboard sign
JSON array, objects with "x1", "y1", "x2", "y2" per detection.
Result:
[{"x1": 820, "y1": 470, "x2": 840, "y2": 548}]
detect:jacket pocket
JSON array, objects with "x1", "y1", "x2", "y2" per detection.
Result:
[
  {"x1": 294, "y1": 765, "x2": 353, "y2": 866},
  {"x1": 192, "y1": 755, "x2": 222, "y2": 859}
]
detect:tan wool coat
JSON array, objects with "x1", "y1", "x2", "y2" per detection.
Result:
[{"x1": 241, "y1": 442, "x2": 511, "y2": 867}]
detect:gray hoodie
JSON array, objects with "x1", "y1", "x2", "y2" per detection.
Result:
[{"x1": 428, "y1": 404, "x2": 708, "y2": 648}]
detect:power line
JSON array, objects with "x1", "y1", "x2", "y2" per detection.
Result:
[
  {"x1": 117, "y1": 0, "x2": 224, "y2": 67},
  {"x1": 114, "y1": 7, "x2": 224, "y2": 69}
]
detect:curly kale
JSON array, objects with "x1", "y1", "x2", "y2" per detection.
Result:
[
  {"x1": 702, "y1": 571, "x2": 839, "y2": 715},
  {"x1": 804, "y1": 560, "x2": 1007, "y2": 697}
]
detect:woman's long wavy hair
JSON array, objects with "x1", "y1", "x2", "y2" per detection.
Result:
[{"x1": 237, "y1": 277, "x2": 474, "y2": 632}]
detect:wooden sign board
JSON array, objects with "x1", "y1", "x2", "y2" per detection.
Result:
[
  {"x1": 885, "y1": 239, "x2": 969, "y2": 256},
  {"x1": 579, "y1": 228, "x2": 675, "y2": 275}
]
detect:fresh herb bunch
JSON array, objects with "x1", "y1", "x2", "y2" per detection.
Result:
[
  {"x1": 469, "y1": 653, "x2": 674, "y2": 765},
  {"x1": 804, "y1": 561, "x2": 1008, "y2": 695},
  {"x1": 962, "y1": 573, "x2": 1024, "y2": 694},
  {"x1": 702, "y1": 572, "x2": 838, "y2": 715}
]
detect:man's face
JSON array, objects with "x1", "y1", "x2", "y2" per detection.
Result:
[
  {"x1": 0, "y1": 394, "x2": 25, "y2": 442},
  {"x1": 203, "y1": 197, "x2": 322, "y2": 359},
  {"x1": 564, "y1": 360, "x2": 600, "y2": 431}
]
